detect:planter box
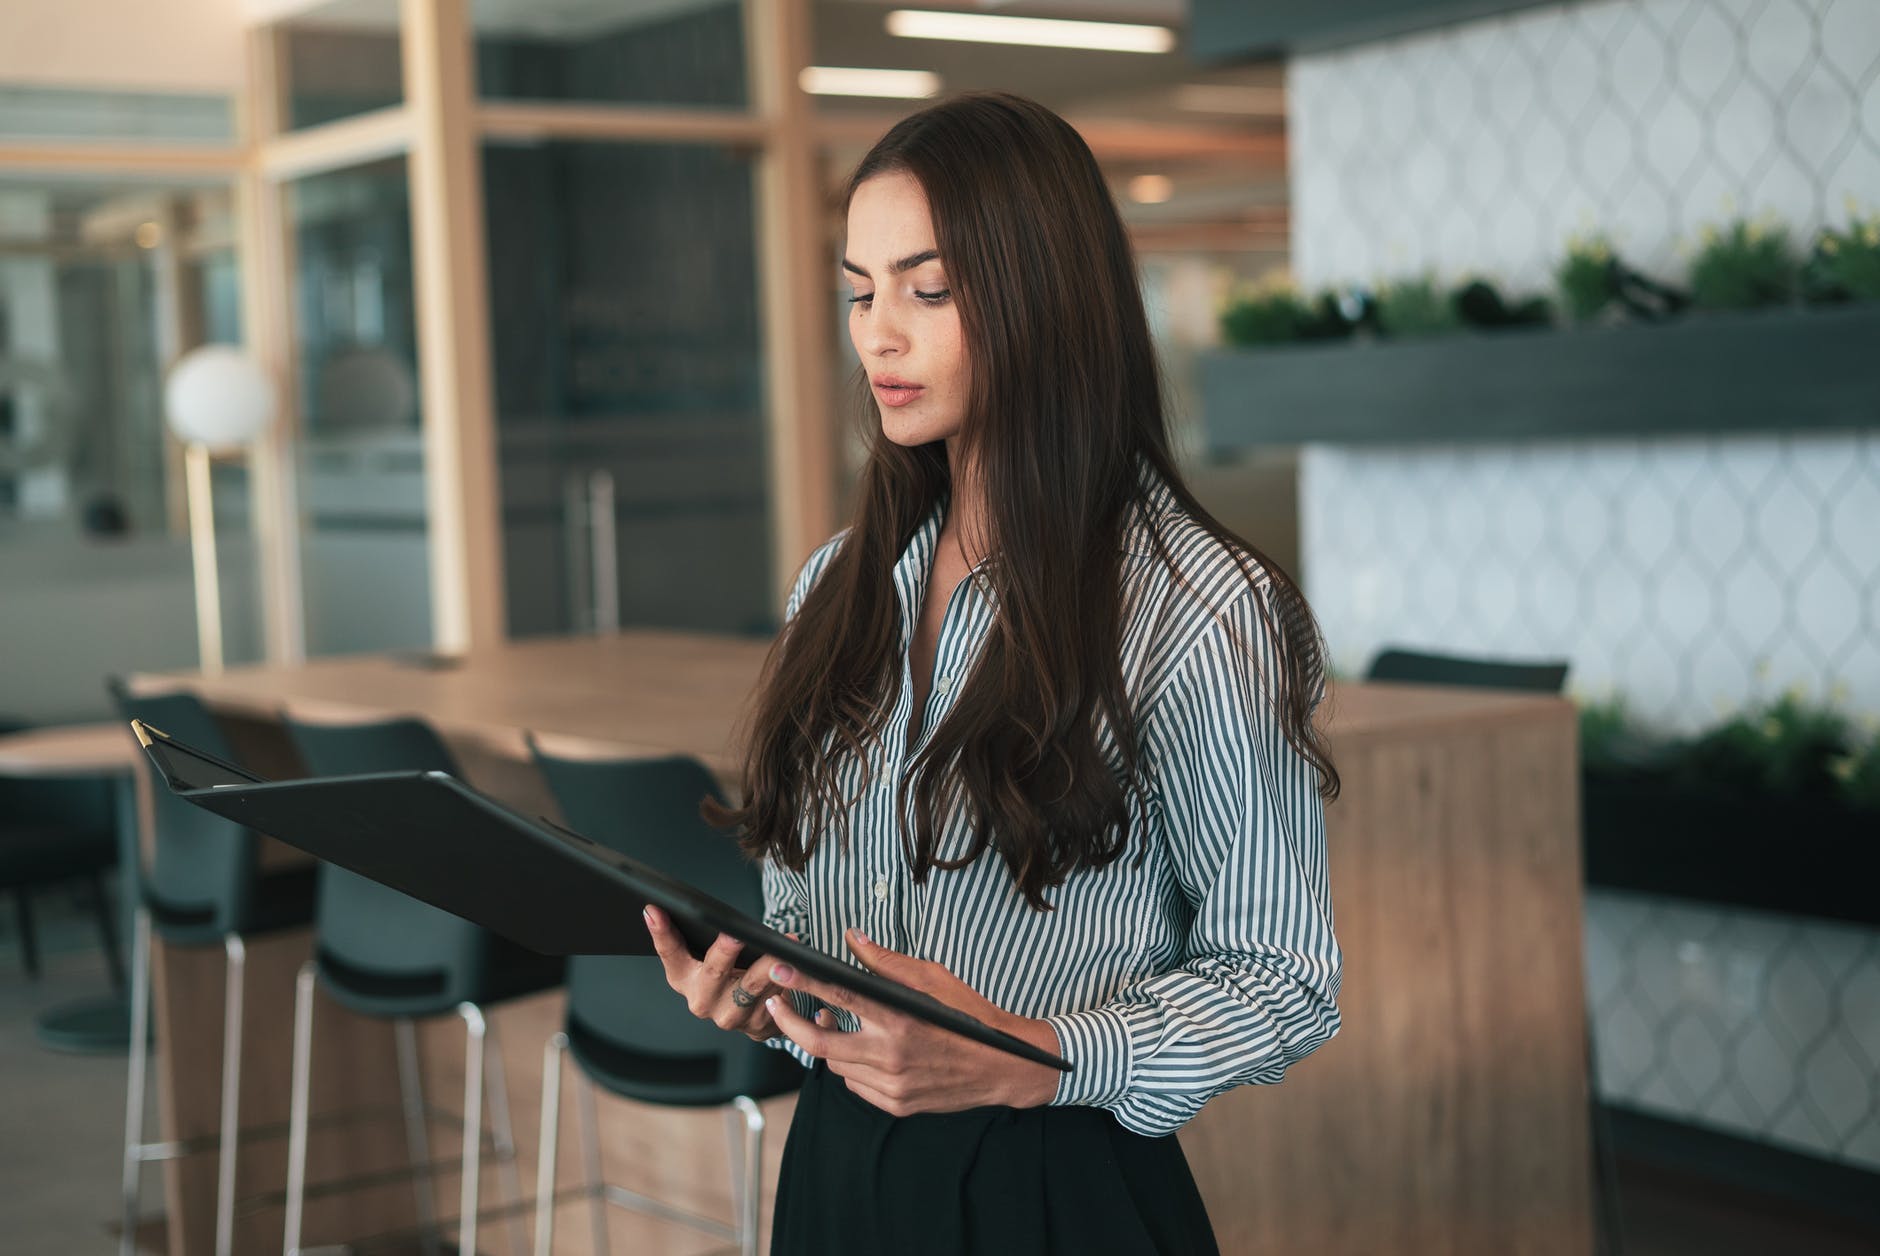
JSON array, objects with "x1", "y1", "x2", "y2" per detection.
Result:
[
  {"x1": 1581, "y1": 763, "x2": 1878, "y2": 927},
  {"x1": 1199, "y1": 303, "x2": 1880, "y2": 451}
]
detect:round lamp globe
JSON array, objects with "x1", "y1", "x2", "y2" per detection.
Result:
[{"x1": 164, "y1": 345, "x2": 276, "y2": 449}]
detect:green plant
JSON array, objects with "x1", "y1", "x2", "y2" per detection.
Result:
[
  {"x1": 1218, "y1": 275, "x2": 1356, "y2": 347},
  {"x1": 1687, "y1": 214, "x2": 1797, "y2": 310},
  {"x1": 1802, "y1": 199, "x2": 1880, "y2": 304},
  {"x1": 1828, "y1": 716, "x2": 1880, "y2": 811},
  {"x1": 1219, "y1": 275, "x2": 1311, "y2": 346},
  {"x1": 1374, "y1": 274, "x2": 1460, "y2": 337},
  {"x1": 1455, "y1": 277, "x2": 1554, "y2": 328},
  {"x1": 1575, "y1": 688, "x2": 1633, "y2": 766},
  {"x1": 1557, "y1": 231, "x2": 1618, "y2": 322},
  {"x1": 1573, "y1": 687, "x2": 1674, "y2": 770},
  {"x1": 1682, "y1": 683, "x2": 1851, "y2": 797}
]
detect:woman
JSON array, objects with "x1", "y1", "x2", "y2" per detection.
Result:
[{"x1": 643, "y1": 90, "x2": 1343, "y2": 1254}]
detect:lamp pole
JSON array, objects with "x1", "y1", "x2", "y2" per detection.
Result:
[
  {"x1": 163, "y1": 345, "x2": 277, "y2": 675},
  {"x1": 182, "y1": 442, "x2": 224, "y2": 673}
]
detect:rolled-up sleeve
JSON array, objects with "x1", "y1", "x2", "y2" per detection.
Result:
[{"x1": 1043, "y1": 585, "x2": 1342, "y2": 1136}]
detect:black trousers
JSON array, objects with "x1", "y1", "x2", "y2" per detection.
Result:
[{"x1": 771, "y1": 1060, "x2": 1220, "y2": 1255}]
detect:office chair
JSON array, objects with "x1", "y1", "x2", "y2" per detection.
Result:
[
  {"x1": 108, "y1": 682, "x2": 319, "y2": 1256},
  {"x1": 280, "y1": 712, "x2": 565, "y2": 1256},
  {"x1": 1365, "y1": 645, "x2": 1570, "y2": 693},
  {"x1": 527, "y1": 736, "x2": 802, "y2": 1256}
]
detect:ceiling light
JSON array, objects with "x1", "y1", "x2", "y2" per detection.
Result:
[
  {"x1": 1128, "y1": 174, "x2": 1173, "y2": 204},
  {"x1": 799, "y1": 67, "x2": 942, "y2": 98},
  {"x1": 885, "y1": 10, "x2": 1175, "y2": 54},
  {"x1": 1174, "y1": 84, "x2": 1287, "y2": 115}
]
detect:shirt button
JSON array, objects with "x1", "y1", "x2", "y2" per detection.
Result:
[
  {"x1": 935, "y1": 675, "x2": 953, "y2": 694},
  {"x1": 873, "y1": 878, "x2": 890, "y2": 901}
]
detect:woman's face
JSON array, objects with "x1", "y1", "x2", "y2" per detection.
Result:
[{"x1": 843, "y1": 171, "x2": 969, "y2": 447}]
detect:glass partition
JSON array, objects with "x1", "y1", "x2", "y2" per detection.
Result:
[
  {"x1": 280, "y1": 0, "x2": 404, "y2": 130},
  {"x1": 286, "y1": 156, "x2": 431, "y2": 656},
  {"x1": 0, "y1": 176, "x2": 254, "y2": 718},
  {"x1": 481, "y1": 137, "x2": 771, "y2": 637},
  {"x1": 476, "y1": 0, "x2": 747, "y2": 109},
  {"x1": 0, "y1": 84, "x2": 235, "y2": 145}
]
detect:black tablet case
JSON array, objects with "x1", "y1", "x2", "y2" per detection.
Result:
[{"x1": 131, "y1": 718, "x2": 1071, "y2": 1072}]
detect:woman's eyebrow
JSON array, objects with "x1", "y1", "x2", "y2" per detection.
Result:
[{"x1": 840, "y1": 248, "x2": 941, "y2": 279}]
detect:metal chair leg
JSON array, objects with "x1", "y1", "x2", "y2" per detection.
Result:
[
  {"x1": 119, "y1": 909, "x2": 151, "y2": 1256},
  {"x1": 483, "y1": 1022, "x2": 528, "y2": 1256},
  {"x1": 731, "y1": 1096, "x2": 765, "y2": 1256},
  {"x1": 534, "y1": 1033, "x2": 568, "y2": 1256},
  {"x1": 457, "y1": 1003, "x2": 487, "y2": 1256},
  {"x1": 283, "y1": 960, "x2": 317, "y2": 1256},
  {"x1": 213, "y1": 935, "x2": 245, "y2": 1256},
  {"x1": 574, "y1": 1068, "x2": 609, "y2": 1256},
  {"x1": 395, "y1": 1017, "x2": 443, "y2": 1256},
  {"x1": 722, "y1": 1107, "x2": 745, "y2": 1231}
]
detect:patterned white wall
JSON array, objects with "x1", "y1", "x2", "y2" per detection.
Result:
[
  {"x1": 1587, "y1": 891, "x2": 1880, "y2": 1168},
  {"x1": 1300, "y1": 432, "x2": 1880, "y2": 737},
  {"x1": 1287, "y1": 0, "x2": 1880, "y2": 1173},
  {"x1": 1289, "y1": 0, "x2": 1880, "y2": 296}
]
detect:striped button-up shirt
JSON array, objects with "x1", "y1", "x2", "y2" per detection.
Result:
[{"x1": 762, "y1": 463, "x2": 1342, "y2": 1137}]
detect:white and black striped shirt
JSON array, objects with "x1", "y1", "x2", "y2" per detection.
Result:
[{"x1": 763, "y1": 462, "x2": 1342, "y2": 1137}]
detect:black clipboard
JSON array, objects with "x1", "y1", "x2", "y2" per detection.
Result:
[{"x1": 130, "y1": 718, "x2": 1071, "y2": 1072}]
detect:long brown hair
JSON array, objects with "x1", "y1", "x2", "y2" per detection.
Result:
[{"x1": 704, "y1": 91, "x2": 1338, "y2": 910}]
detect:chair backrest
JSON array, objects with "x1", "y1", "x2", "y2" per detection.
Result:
[
  {"x1": 1365, "y1": 646, "x2": 1570, "y2": 694},
  {"x1": 283, "y1": 714, "x2": 495, "y2": 1003},
  {"x1": 107, "y1": 683, "x2": 260, "y2": 941},
  {"x1": 532, "y1": 741, "x2": 798, "y2": 1104}
]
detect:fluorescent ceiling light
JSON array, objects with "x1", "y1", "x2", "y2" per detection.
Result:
[
  {"x1": 799, "y1": 67, "x2": 942, "y2": 98},
  {"x1": 885, "y1": 10, "x2": 1175, "y2": 54},
  {"x1": 1174, "y1": 84, "x2": 1286, "y2": 115}
]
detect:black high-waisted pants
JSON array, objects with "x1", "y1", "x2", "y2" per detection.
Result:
[{"x1": 770, "y1": 1060, "x2": 1220, "y2": 1255}]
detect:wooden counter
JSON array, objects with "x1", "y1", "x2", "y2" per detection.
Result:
[{"x1": 132, "y1": 632, "x2": 1590, "y2": 1255}]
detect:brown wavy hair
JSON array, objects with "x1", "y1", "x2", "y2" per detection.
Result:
[{"x1": 702, "y1": 91, "x2": 1338, "y2": 910}]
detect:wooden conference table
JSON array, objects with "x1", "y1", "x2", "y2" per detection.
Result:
[{"x1": 130, "y1": 631, "x2": 1591, "y2": 1255}]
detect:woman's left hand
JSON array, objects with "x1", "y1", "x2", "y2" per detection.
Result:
[{"x1": 764, "y1": 928, "x2": 1063, "y2": 1115}]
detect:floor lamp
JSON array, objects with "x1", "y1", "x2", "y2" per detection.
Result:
[{"x1": 162, "y1": 346, "x2": 277, "y2": 675}]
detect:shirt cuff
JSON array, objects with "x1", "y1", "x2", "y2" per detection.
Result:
[{"x1": 1043, "y1": 1004, "x2": 1138, "y2": 1109}]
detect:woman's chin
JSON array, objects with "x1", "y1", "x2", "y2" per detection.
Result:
[{"x1": 880, "y1": 414, "x2": 959, "y2": 448}]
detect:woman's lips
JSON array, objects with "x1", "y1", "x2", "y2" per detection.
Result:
[{"x1": 873, "y1": 382, "x2": 925, "y2": 407}]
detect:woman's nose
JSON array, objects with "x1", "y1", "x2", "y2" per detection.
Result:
[{"x1": 861, "y1": 303, "x2": 909, "y2": 357}]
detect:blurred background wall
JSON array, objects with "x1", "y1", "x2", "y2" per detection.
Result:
[{"x1": 1286, "y1": 0, "x2": 1879, "y2": 1175}]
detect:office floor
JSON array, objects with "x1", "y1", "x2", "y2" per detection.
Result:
[
  {"x1": 0, "y1": 883, "x2": 161, "y2": 1256},
  {"x1": 2, "y1": 884, "x2": 1875, "y2": 1256}
]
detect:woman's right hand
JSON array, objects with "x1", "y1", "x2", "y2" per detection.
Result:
[{"x1": 644, "y1": 904, "x2": 794, "y2": 1042}]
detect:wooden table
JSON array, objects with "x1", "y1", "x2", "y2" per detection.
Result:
[
  {"x1": 132, "y1": 632, "x2": 1592, "y2": 1256},
  {"x1": 0, "y1": 723, "x2": 140, "y2": 778}
]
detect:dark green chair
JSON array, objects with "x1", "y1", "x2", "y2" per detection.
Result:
[
  {"x1": 1365, "y1": 645, "x2": 1569, "y2": 693},
  {"x1": 108, "y1": 683, "x2": 320, "y2": 1256},
  {"x1": 526, "y1": 738, "x2": 802, "y2": 1256},
  {"x1": 0, "y1": 734, "x2": 119, "y2": 986},
  {"x1": 280, "y1": 713, "x2": 565, "y2": 1256}
]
